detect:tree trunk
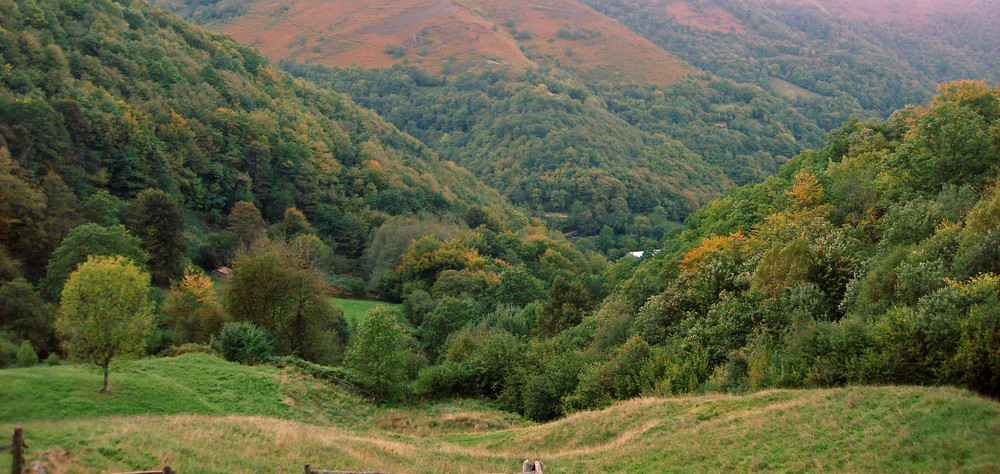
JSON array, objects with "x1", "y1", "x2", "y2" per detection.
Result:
[{"x1": 101, "y1": 360, "x2": 110, "y2": 393}]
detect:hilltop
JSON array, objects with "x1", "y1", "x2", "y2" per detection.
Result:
[{"x1": 2, "y1": 353, "x2": 998, "y2": 472}]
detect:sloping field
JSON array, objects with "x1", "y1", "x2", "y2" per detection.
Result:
[
  {"x1": 3, "y1": 354, "x2": 999, "y2": 472},
  {"x1": 197, "y1": 0, "x2": 693, "y2": 85}
]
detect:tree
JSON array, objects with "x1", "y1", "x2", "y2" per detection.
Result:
[
  {"x1": 43, "y1": 223, "x2": 148, "y2": 298},
  {"x1": 894, "y1": 102, "x2": 993, "y2": 192},
  {"x1": 418, "y1": 296, "x2": 476, "y2": 362},
  {"x1": 538, "y1": 275, "x2": 591, "y2": 334},
  {"x1": 487, "y1": 264, "x2": 546, "y2": 310},
  {"x1": 268, "y1": 206, "x2": 314, "y2": 241},
  {"x1": 162, "y1": 267, "x2": 229, "y2": 345},
  {"x1": 224, "y1": 242, "x2": 347, "y2": 364},
  {"x1": 55, "y1": 256, "x2": 154, "y2": 392},
  {"x1": 0, "y1": 278, "x2": 57, "y2": 356},
  {"x1": 227, "y1": 200, "x2": 266, "y2": 248},
  {"x1": 345, "y1": 307, "x2": 413, "y2": 401},
  {"x1": 128, "y1": 189, "x2": 187, "y2": 285}
]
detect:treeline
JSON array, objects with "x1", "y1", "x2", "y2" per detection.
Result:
[
  {"x1": 282, "y1": 62, "x2": 824, "y2": 243},
  {"x1": 581, "y1": 0, "x2": 1000, "y2": 131}
]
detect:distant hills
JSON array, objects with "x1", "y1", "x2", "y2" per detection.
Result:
[
  {"x1": 153, "y1": 0, "x2": 1000, "y2": 240},
  {"x1": 153, "y1": 0, "x2": 694, "y2": 86},
  {"x1": 584, "y1": 0, "x2": 1000, "y2": 127}
]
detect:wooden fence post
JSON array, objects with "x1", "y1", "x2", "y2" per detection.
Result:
[{"x1": 11, "y1": 427, "x2": 25, "y2": 474}]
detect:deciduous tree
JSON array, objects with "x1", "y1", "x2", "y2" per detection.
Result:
[
  {"x1": 128, "y1": 189, "x2": 186, "y2": 285},
  {"x1": 55, "y1": 256, "x2": 154, "y2": 392},
  {"x1": 43, "y1": 223, "x2": 147, "y2": 298}
]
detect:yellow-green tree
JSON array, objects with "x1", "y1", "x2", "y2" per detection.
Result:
[
  {"x1": 56, "y1": 256, "x2": 154, "y2": 392},
  {"x1": 162, "y1": 267, "x2": 229, "y2": 344}
]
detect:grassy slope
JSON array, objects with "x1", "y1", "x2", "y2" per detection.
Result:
[
  {"x1": 2, "y1": 354, "x2": 999, "y2": 473},
  {"x1": 329, "y1": 297, "x2": 402, "y2": 328}
]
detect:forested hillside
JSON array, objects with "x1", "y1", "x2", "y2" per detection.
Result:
[
  {"x1": 582, "y1": 0, "x2": 1000, "y2": 130},
  {"x1": 151, "y1": 0, "x2": 830, "y2": 244},
  {"x1": 0, "y1": 0, "x2": 616, "y2": 375},
  {"x1": 0, "y1": 0, "x2": 522, "y2": 283},
  {"x1": 359, "y1": 81, "x2": 1000, "y2": 420},
  {"x1": 2, "y1": 0, "x2": 998, "y2": 443},
  {"x1": 145, "y1": 0, "x2": 1000, "y2": 248},
  {"x1": 285, "y1": 63, "x2": 825, "y2": 240}
]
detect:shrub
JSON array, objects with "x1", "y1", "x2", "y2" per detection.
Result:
[
  {"x1": 953, "y1": 301, "x2": 1000, "y2": 396},
  {"x1": 44, "y1": 352, "x2": 61, "y2": 366},
  {"x1": 16, "y1": 340, "x2": 38, "y2": 367},
  {"x1": 0, "y1": 332, "x2": 18, "y2": 368},
  {"x1": 566, "y1": 336, "x2": 652, "y2": 411},
  {"x1": 160, "y1": 343, "x2": 218, "y2": 358},
  {"x1": 214, "y1": 322, "x2": 276, "y2": 365}
]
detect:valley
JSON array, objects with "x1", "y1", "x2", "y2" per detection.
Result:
[{"x1": 2, "y1": 0, "x2": 1000, "y2": 471}]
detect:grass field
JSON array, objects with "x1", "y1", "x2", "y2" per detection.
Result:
[
  {"x1": 3, "y1": 353, "x2": 999, "y2": 473},
  {"x1": 328, "y1": 297, "x2": 402, "y2": 329}
]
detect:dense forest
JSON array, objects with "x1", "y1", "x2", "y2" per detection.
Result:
[
  {"x1": 371, "y1": 80, "x2": 1000, "y2": 419},
  {"x1": 283, "y1": 63, "x2": 824, "y2": 241},
  {"x1": 2, "y1": 0, "x2": 999, "y2": 429}
]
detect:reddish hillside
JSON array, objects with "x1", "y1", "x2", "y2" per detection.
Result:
[
  {"x1": 662, "y1": 1, "x2": 745, "y2": 34},
  {"x1": 658, "y1": 0, "x2": 984, "y2": 34},
  {"x1": 782, "y1": 0, "x2": 980, "y2": 24},
  {"x1": 202, "y1": 0, "x2": 693, "y2": 86}
]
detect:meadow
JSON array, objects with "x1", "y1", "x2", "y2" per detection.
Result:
[{"x1": 3, "y1": 353, "x2": 998, "y2": 473}]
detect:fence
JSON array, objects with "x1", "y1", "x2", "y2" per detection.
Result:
[{"x1": 4, "y1": 428, "x2": 172, "y2": 474}]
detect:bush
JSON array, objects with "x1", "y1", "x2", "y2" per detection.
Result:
[
  {"x1": 44, "y1": 352, "x2": 61, "y2": 366},
  {"x1": 160, "y1": 343, "x2": 218, "y2": 358},
  {"x1": 565, "y1": 336, "x2": 652, "y2": 411},
  {"x1": 16, "y1": 341, "x2": 38, "y2": 367},
  {"x1": 953, "y1": 301, "x2": 1000, "y2": 396},
  {"x1": 521, "y1": 351, "x2": 590, "y2": 421},
  {"x1": 213, "y1": 322, "x2": 276, "y2": 365},
  {"x1": 0, "y1": 332, "x2": 18, "y2": 368}
]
